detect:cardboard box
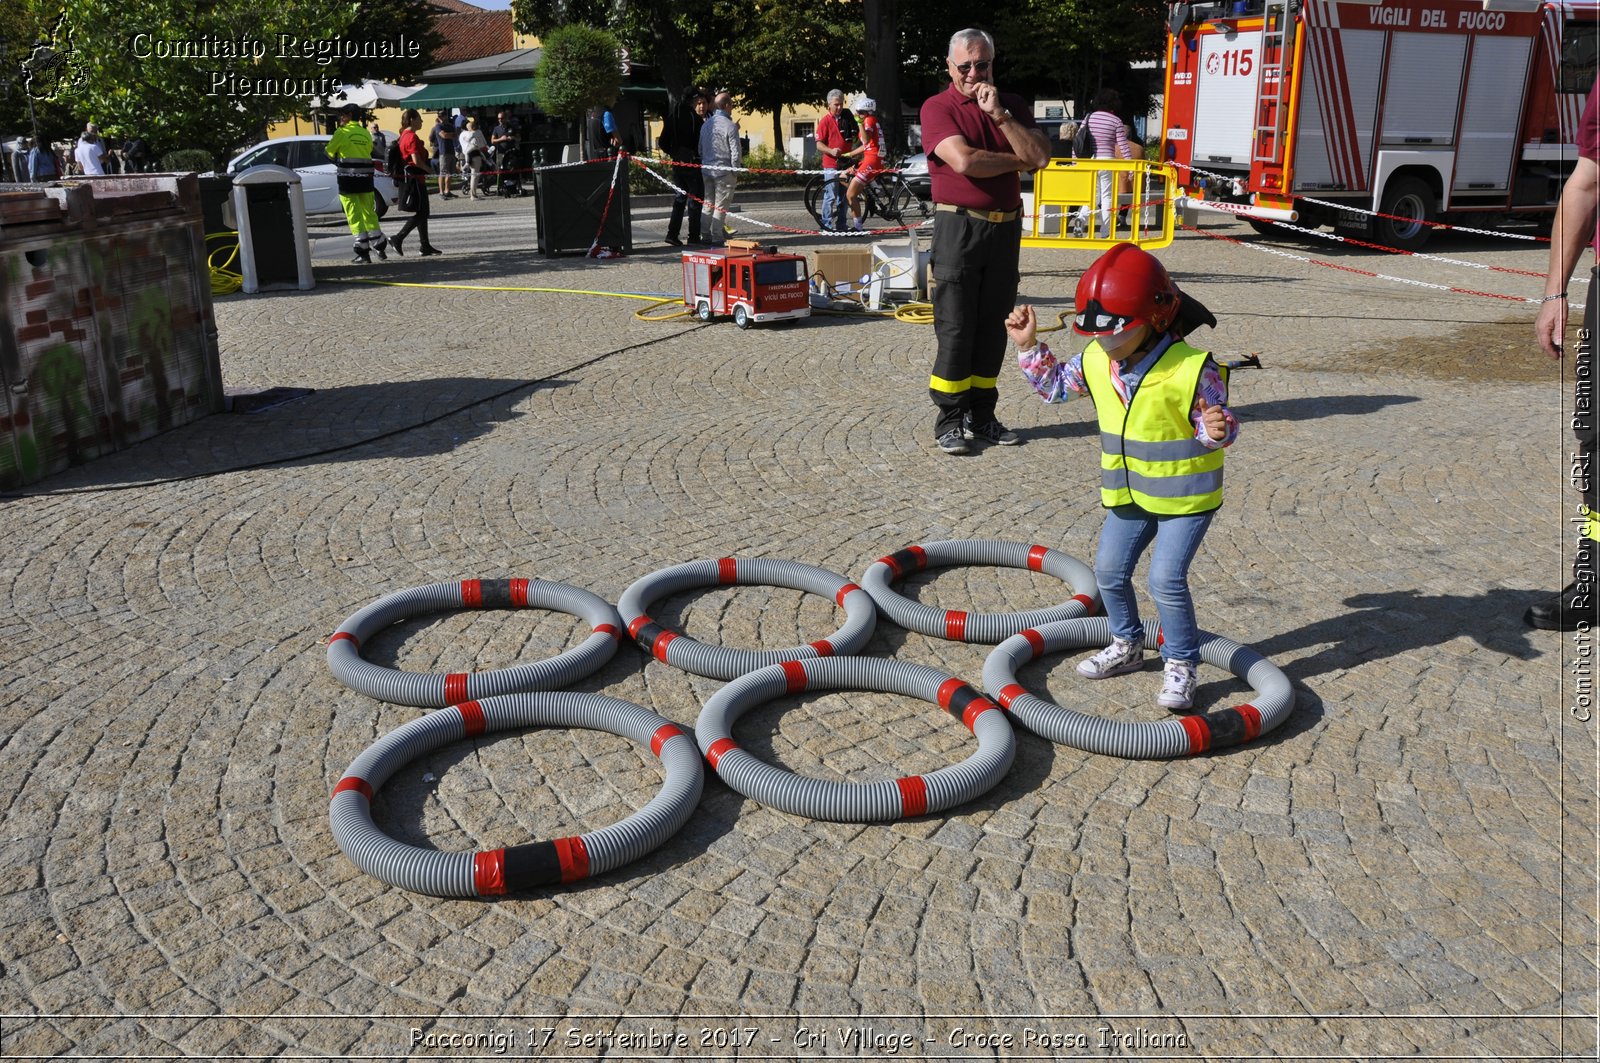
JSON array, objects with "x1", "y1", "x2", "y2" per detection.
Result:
[{"x1": 812, "y1": 248, "x2": 875, "y2": 300}]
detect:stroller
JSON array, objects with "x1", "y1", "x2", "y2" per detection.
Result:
[{"x1": 495, "y1": 144, "x2": 524, "y2": 197}]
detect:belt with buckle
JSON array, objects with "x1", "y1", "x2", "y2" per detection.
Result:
[{"x1": 935, "y1": 203, "x2": 1022, "y2": 223}]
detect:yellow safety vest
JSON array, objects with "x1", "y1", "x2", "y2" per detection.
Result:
[{"x1": 1082, "y1": 338, "x2": 1225, "y2": 514}]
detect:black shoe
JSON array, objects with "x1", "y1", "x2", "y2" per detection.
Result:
[
  {"x1": 373, "y1": 240, "x2": 387, "y2": 261},
  {"x1": 1525, "y1": 580, "x2": 1593, "y2": 631},
  {"x1": 420, "y1": 246, "x2": 443, "y2": 256},
  {"x1": 391, "y1": 236, "x2": 404, "y2": 256},
  {"x1": 664, "y1": 234, "x2": 683, "y2": 247},
  {"x1": 964, "y1": 414, "x2": 1021, "y2": 446},
  {"x1": 351, "y1": 247, "x2": 371, "y2": 264},
  {"x1": 936, "y1": 429, "x2": 971, "y2": 456}
]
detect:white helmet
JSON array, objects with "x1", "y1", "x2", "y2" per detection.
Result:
[{"x1": 854, "y1": 95, "x2": 876, "y2": 113}]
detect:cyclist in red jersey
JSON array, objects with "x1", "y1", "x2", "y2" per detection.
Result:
[{"x1": 844, "y1": 97, "x2": 887, "y2": 231}]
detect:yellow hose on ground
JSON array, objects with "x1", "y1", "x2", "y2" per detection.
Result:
[{"x1": 207, "y1": 232, "x2": 243, "y2": 297}]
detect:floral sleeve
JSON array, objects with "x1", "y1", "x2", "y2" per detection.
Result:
[{"x1": 1016, "y1": 342, "x2": 1087, "y2": 404}]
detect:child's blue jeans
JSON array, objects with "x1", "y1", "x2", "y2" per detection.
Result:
[{"x1": 1094, "y1": 504, "x2": 1215, "y2": 664}]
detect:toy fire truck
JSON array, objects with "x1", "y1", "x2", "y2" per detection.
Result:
[
  {"x1": 681, "y1": 240, "x2": 811, "y2": 328},
  {"x1": 1162, "y1": 0, "x2": 1599, "y2": 249}
]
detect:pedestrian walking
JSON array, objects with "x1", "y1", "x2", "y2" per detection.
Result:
[{"x1": 392, "y1": 109, "x2": 442, "y2": 257}]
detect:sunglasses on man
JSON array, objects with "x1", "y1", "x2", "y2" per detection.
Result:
[{"x1": 953, "y1": 59, "x2": 993, "y2": 75}]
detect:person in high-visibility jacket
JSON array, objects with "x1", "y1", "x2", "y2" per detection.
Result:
[
  {"x1": 1008, "y1": 243, "x2": 1238, "y2": 711},
  {"x1": 325, "y1": 104, "x2": 389, "y2": 264}
]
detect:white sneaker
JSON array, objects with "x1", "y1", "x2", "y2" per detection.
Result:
[
  {"x1": 1076, "y1": 636, "x2": 1145, "y2": 679},
  {"x1": 1157, "y1": 660, "x2": 1198, "y2": 710}
]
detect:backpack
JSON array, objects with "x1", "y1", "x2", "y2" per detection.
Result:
[
  {"x1": 385, "y1": 137, "x2": 404, "y2": 179},
  {"x1": 1072, "y1": 119, "x2": 1095, "y2": 159},
  {"x1": 836, "y1": 108, "x2": 860, "y2": 147}
]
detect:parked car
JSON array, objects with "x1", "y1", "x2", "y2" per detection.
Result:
[
  {"x1": 898, "y1": 152, "x2": 930, "y2": 200},
  {"x1": 225, "y1": 135, "x2": 397, "y2": 216}
]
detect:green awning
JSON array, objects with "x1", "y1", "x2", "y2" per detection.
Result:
[{"x1": 400, "y1": 78, "x2": 535, "y2": 110}]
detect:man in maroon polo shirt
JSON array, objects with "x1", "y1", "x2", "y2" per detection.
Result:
[
  {"x1": 920, "y1": 28, "x2": 1050, "y2": 455},
  {"x1": 1530, "y1": 75, "x2": 1600, "y2": 631}
]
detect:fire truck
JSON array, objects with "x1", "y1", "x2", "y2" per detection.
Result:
[
  {"x1": 1161, "y1": 0, "x2": 1599, "y2": 248},
  {"x1": 681, "y1": 241, "x2": 811, "y2": 328}
]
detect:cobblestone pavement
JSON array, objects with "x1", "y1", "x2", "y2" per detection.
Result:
[{"x1": 1, "y1": 193, "x2": 1595, "y2": 1060}]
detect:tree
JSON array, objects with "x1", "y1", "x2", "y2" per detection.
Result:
[
  {"x1": 0, "y1": 2, "x2": 81, "y2": 148},
  {"x1": 515, "y1": 0, "x2": 714, "y2": 117},
  {"x1": 335, "y1": 0, "x2": 445, "y2": 87},
  {"x1": 698, "y1": 0, "x2": 864, "y2": 150},
  {"x1": 992, "y1": 0, "x2": 1166, "y2": 114},
  {"x1": 55, "y1": 0, "x2": 358, "y2": 160},
  {"x1": 534, "y1": 23, "x2": 623, "y2": 153}
]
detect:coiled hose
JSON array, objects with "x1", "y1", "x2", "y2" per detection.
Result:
[
  {"x1": 327, "y1": 578, "x2": 622, "y2": 707},
  {"x1": 617, "y1": 558, "x2": 877, "y2": 680},
  {"x1": 329, "y1": 691, "x2": 704, "y2": 896},
  {"x1": 861, "y1": 539, "x2": 1099, "y2": 643},
  {"x1": 695, "y1": 656, "x2": 1015, "y2": 822},
  {"x1": 982, "y1": 617, "x2": 1295, "y2": 757}
]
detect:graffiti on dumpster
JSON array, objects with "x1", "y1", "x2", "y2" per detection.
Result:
[{"x1": 0, "y1": 223, "x2": 221, "y2": 488}]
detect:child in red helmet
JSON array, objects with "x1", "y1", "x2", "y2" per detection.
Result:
[{"x1": 1007, "y1": 243, "x2": 1239, "y2": 711}]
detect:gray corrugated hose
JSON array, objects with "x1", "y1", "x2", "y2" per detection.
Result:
[
  {"x1": 617, "y1": 558, "x2": 877, "y2": 680},
  {"x1": 327, "y1": 579, "x2": 623, "y2": 707},
  {"x1": 860, "y1": 540, "x2": 1099, "y2": 643},
  {"x1": 329, "y1": 692, "x2": 704, "y2": 897},
  {"x1": 694, "y1": 656, "x2": 1015, "y2": 822},
  {"x1": 982, "y1": 617, "x2": 1295, "y2": 758}
]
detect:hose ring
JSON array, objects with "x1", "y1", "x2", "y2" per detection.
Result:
[
  {"x1": 617, "y1": 558, "x2": 877, "y2": 680},
  {"x1": 329, "y1": 692, "x2": 704, "y2": 897},
  {"x1": 694, "y1": 655, "x2": 1016, "y2": 822},
  {"x1": 981, "y1": 617, "x2": 1296, "y2": 758},
  {"x1": 860, "y1": 539, "x2": 1099, "y2": 643},
  {"x1": 327, "y1": 578, "x2": 623, "y2": 707}
]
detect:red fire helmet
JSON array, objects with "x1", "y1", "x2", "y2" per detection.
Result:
[{"x1": 1073, "y1": 243, "x2": 1182, "y2": 337}]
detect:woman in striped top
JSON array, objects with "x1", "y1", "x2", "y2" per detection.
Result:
[{"x1": 1083, "y1": 90, "x2": 1131, "y2": 237}]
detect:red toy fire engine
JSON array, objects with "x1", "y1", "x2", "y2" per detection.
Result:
[{"x1": 681, "y1": 241, "x2": 811, "y2": 328}]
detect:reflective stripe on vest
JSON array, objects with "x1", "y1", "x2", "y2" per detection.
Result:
[{"x1": 1083, "y1": 338, "x2": 1224, "y2": 515}]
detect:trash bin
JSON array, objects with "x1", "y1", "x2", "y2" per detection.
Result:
[
  {"x1": 227, "y1": 164, "x2": 313, "y2": 293},
  {"x1": 197, "y1": 173, "x2": 235, "y2": 236},
  {"x1": 535, "y1": 161, "x2": 631, "y2": 256}
]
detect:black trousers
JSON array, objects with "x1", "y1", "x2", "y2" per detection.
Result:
[
  {"x1": 928, "y1": 209, "x2": 1022, "y2": 436},
  {"x1": 395, "y1": 176, "x2": 431, "y2": 247},
  {"x1": 668, "y1": 161, "x2": 703, "y2": 241}
]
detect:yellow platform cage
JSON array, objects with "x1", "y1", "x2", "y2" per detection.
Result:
[{"x1": 1021, "y1": 158, "x2": 1179, "y2": 250}]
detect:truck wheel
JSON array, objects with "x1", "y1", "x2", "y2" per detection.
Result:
[
  {"x1": 733, "y1": 304, "x2": 752, "y2": 330},
  {"x1": 696, "y1": 300, "x2": 713, "y2": 322},
  {"x1": 1376, "y1": 176, "x2": 1435, "y2": 252}
]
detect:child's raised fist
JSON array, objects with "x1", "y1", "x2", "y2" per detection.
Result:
[{"x1": 1006, "y1": 304, "x2": 1038, "y2": 350}]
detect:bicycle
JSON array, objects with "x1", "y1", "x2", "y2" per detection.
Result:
[{"x1": 803, "y1": 162, "x2": 931, "y2": 229}]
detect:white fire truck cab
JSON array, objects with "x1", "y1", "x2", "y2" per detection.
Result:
[{"x1": 1162, "y1": 0, "x2": 1599, "y2": 248}]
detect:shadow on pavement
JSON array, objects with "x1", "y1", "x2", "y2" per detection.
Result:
[
  {"x1": 1254, "y1": 587, "x2": 1552, "y2": 675},
  {"x1": 8, "y1": 377, "x2": 540, "y2": 496},
  {"x1": 1235, "y1": 392, "x2": 1421, "y2": 422}
]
